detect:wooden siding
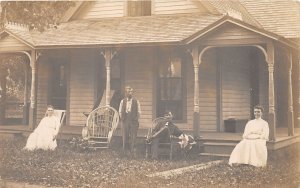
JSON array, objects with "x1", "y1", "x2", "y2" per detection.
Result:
[
  {"x1": 275, "y1": 51, "x2": 289, "y2": 127},
  {"x1": 203, "y1": 23, "x2": 264, "y2": 44},
  {"x1": 36, "y1": 57, "x2": 51, "y2": 124},
  {"x1": 220, "y1": 48, "x2": 251, "y2": 122},
  {"x1": 153, "y1": 0, "x2": 200, "y2": 15},
  {"x1": 198, "y1": 49, "x2": 217, "y2": 130},
  {"x1": 186, "y1": 57, "x2": 194, "y2": 130},
  {"x1": 74, "y1": 0, "x2": 204, "y2": 19},
  {"x1": 69, "y1": 50, "x2": 95, "y2": 126},
  {"x1": 123, "y1": 48, "x2": 154, "y2": 128},
  {"x1": 77, "y1": 1, "x2": 124, "y2": 19},
  {"x1": 0, "y1": 35, "x2": 31, "y2": 52}
]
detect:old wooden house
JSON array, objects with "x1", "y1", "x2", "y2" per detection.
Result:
[{"x1": 0, "y1": 0, "x2": 299, "y2": 156}]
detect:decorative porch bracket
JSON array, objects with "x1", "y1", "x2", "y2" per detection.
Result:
[
  {"x1": 267, "y1": 43, "x2": 276, "y2": 141},
  {"x1": 187, "y1": 45, "x2": 215, "y2": 138},
  {"x1": 100, "y1": 48, "x2": 118, "y2": 106},
  {"x1": 29, "y1": 50, "x2": 41, "y2": 130},
  {"x1": 287, "y1": 52, "x2": 294, "y2": 136}
]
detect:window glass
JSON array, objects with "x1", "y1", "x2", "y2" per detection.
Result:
[{"x1": 157, "y1": 56, "x2": 184, "y2": 120}]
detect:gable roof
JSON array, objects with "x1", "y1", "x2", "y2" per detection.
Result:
[
  {"x1": 240, "y1": 0, "x2": 300, "y2": 39},
  {"x1": 0, "y1": 24, "x2": 34, "y2": 48},
  {"x1": 205, "y1": 0, "x2": 262, "y2": 28}
]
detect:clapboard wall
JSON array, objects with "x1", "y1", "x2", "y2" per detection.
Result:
[
  {"x1": 123, "y1": 47, "x2": 154, "y2": 128},
  {"x1": 73, "y1": 0, "x2": 204, "y2": 20},
  {"x1": 77, "y1": 1, "x2": 124, "y2": 19},
  {"x1": 198, "y1": 49, "x2": 218, "y2": 130},
  {"x1": 69, "y1": 49, "x2": 95, "y2": 126},
  {"x1": 153, "y1": 0, "x2": 201, "y2": 15},
  {"x1": 36, "y1": 57, "x2": 51, "y2": 124},
  {"x1": 220, "y1": 47, "x2": 251, "y2": 122}
]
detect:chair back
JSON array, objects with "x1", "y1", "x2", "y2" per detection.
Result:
[
  {"x1": 53, "y1": 110, "x2": 66, "y2": 125},
  {"x1": 152, "y1": 117, "x2": 167, "y2": 130},
  {"x1": 86, "y1": 106, "x2": 119, "y2": 144}
]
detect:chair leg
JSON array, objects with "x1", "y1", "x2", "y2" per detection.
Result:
[
  {"x1": 145, "y1": 143, "x2": 150, "y2": 159},
  {"x1": 170, "y1": 142, "x2": 173, "y2": 160}
]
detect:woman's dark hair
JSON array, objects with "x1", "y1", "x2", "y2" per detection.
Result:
[{"x1": 254, "y1": 105, "x2": 264, "y2": 112}]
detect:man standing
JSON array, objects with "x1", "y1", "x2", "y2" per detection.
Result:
[{"x1": 119, "y1": 86, "x2": 141, "y2": 157}]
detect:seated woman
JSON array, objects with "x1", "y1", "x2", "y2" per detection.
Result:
[
  {"x1": 229, "y1": 105, "x2": 269, "y2": 167},
  {"x1": 24, "y1": 105, "x2": 61, "y2": 151}
]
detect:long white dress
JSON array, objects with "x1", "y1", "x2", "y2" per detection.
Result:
[
  {"x1": 229, "y1": 118, "x2": 269, "y2": 167},
  {"x1": 24, "y1": 116, "x2": 60, "y2": 151}
]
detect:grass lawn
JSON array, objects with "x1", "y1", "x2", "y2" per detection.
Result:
[{"x1": 0, "y1": 137, "x2": 299, "y2": 188}]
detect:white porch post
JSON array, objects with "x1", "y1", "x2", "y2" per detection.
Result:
[
  {"x1": 287, "y1": 52, "x2": 294, "y2": 136},
  {"x1": 29, "y1": 51, "x2": 40, "y2": 130},
  {"x1": 101, "y1": 49, "x2": 117, "y2": 106},
  {"x1": 267, "y1": 43, "x2": 276, "y2": 141},
  {"x1": 192, "y1": 46, "x2": 200, "y2": 138},
  {"x1": 22, "y1": 61, "x2": 29, "y2": 125}
]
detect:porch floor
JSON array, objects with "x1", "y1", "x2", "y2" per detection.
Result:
[{"x1": 0, "y1": 124, "x2": 299, "y2": 142}]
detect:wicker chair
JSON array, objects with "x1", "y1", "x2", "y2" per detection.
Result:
[
  {"x1": 86, "y1": 106, "x2": 119, "y2": 149},
  {"x1": 145, "y1": 117, "x2": 178, "y2": 160}
]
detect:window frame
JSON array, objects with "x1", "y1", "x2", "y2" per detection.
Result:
[{"x1": 156, "y1": 53, "x2": 186, "y2": 123}]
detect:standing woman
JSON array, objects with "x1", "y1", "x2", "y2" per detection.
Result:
[
  {"x1": 229, "y1": 105, "x2": 269, "y2": 167},
  {"x1": 24, "y1": 105, "x2": 61, "y2": 151}
]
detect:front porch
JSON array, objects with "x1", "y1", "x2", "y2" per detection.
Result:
[{"x1": 1, "y1": 125, "x2": 299, "y2": 157}]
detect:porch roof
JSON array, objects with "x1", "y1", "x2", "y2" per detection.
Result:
[
  {"x1": 0, "y1": 12, "x2": 298, "y2": 49},
  {"x1": 2, "y1": 13, "x2": 223, "y2": 47}
]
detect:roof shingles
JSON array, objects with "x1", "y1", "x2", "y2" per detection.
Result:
[{"x1": 30, "y1": 13, "x2": 223, "y2": 47}]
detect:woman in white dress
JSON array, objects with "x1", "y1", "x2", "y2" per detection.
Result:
[
  {"x1": 24, "y1": 105, "x2": 61, "y2": 151},
  {"x1": 229, "y1": 105, "x2": 269, "y2": 167}
]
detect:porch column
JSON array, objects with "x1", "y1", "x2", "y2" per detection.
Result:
[
  {"x1": 267, "y1": 43, "x2": 276, "y2": 141},
  {"x1": 29, "y1": 51, "x2": 40, "y2": 130},
  {"x1": 0, "y1": 66, "x2": 8, "y2": 124},
  {"x1": 22, "y1": 61, "x2": 29, "y2": 125},
  {"x1": 287, "y1": 52, "x2": 294, "y2": 136},
  {"x1": 101, "y1": 49, "x2": 117, "y2": 106},
  {"x1": 192, "y1": 46, "x2": 200, "y2": 138}
]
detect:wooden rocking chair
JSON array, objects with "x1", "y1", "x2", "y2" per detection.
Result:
[
  {"x1": 145, "y1": 117, "x2": 178, "y2": 160},
  {"x1": 46, "y1": 109, "x2": 66, "y2": 141},
  {"x1": 86, "y1": 106, "x2": 119, "y2": 149}
]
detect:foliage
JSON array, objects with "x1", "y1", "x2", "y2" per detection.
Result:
[
  {"x1": 0, "y1": 137, "x2": 299, "y2": 188},
  {"x1": 0, "y1": 56, "x2": 28, "y2": 101},
  {"x1": 0, "y1": 1, "x2": 75, "y2": 31}
]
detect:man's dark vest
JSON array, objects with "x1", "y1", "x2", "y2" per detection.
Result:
[{"x1": 121, "y1": 97, "x2": 138, "y2": 122}]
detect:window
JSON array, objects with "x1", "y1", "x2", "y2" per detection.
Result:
[
  {"x1": 157, "y1": 56, "x2": 184, "y2": 121},
  {"x1": 49, "y1": 59, "x2": 67, "y2": 110},
  {"x1": 127, "y1": 0, "x2": 151, "y2": 16}
]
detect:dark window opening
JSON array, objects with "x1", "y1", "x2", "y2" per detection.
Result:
[
  {"x1": 157, "y1": 56, "x2": 184, "y2": 121},
  {"x1": 127, "y1": 0, "x2": 151, "y2": 16}
]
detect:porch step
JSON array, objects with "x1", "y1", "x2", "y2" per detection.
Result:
[
  {"x1": 199, "y1": 152, "x2": 230, "y2": 158},
  {"x1": 199, "y1": 140, "x2": 238, "y2": 157}
]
